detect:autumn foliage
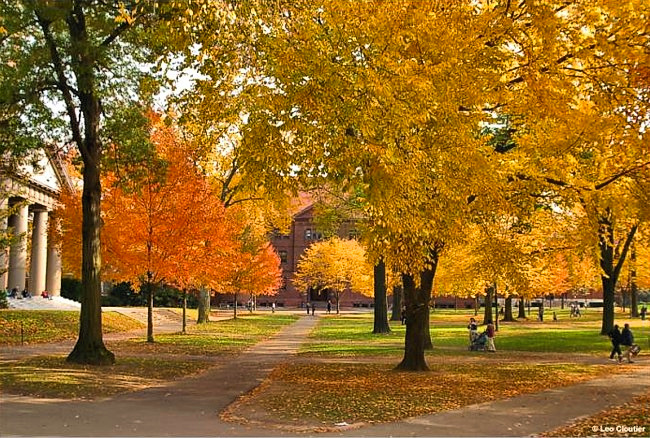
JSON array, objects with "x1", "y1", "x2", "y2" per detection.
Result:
[
  {"x1": 57, "y1": 114, "x2": 281, "y2": 307},
  {"x1": 293, "y1": 237, "x2": 372, "y2": 313}
]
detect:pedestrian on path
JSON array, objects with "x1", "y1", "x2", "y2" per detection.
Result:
[
  {"x1": 608, "y1": 324, "x2": 623, "y2": 362},
  {"x1": 620, "y1": 323, "x2": 635, "y2": 363},
  {"x1": 326, "y1": 300, "x2": 332, "y2": 314},
  {"x1": 311, "y1": 302, "x2": 316, "y2": 315}
]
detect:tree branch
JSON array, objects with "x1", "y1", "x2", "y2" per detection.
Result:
[
  {"x1": 594, "y1": 161, "x2": 650, "y2": 191},
  {"x1": 34, "y1": 9, "x2": 87, "y2": 159},
  {"x1": 613, "y1": 223, "x2": 638, "y2": 282}
]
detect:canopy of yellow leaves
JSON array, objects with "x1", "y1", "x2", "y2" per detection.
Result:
[{"x1": 293, "y1": 237, "x2": 373, "y2": 297}]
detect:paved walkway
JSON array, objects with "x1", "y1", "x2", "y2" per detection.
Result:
[{"x1": 1, "y1": 312, "x2": 648, "y2": 437}]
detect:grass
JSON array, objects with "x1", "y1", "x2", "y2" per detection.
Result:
[
  {"x1": 0, "y1": 355, "x2": 212, "y2": 399},
  {"x1": 0, "y1": 312, "x2": 298, "y2": 400},
  {"x1": 0, "y1": 310, "x2": 145, "y2": 346},
  {"x1": 111, "y1": 314, "x2": 299, "y2": 356},
  {"x1": 301, "y1": 309, "x2": 650, "y2": 356},
  {"x1": 224, "y1": 361, "x2": 633, "y2": 428}
]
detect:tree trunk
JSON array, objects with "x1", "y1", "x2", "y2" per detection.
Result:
[
  {"x1": 234, "y1": 291, "x2": 238, "y2": 320},
  {"x1": 474, "y1": 295, "x2": 479, "y2": 316},
  {"x1": 396, "y1": 249, "x2": 439, "y2": 371},
  {"x1": 67, "y1": 150, "x2": 114, "y2": 365},
  {"x1": 518, "y1": 298, "x2": 526, "y2": 319},
  {"x1": 197, "y1": 286, "x2": 210, "y2": 323},
  {"x1": 147, "y1": 279, "x2": 154, "y2": 343},
  {"x1": 336, "y1": 290, "x2": 340, "y2": 314},
  {"x1": 598, "y1": 215, "x2": 637, "y2": 335},
  {"x1": 61, "y1": 4, "x2": 113, "y2": 365},
  {"x1": 503, "y1": 296, "x2": 515, "y2": 321},
  {"x1": 423, "y1": 301, "x2": 433, "y2": 350},
  {"x1": 483, "y1": 286, "x2": 493, "y2": 325},
  {"x1": 390, "y1": 285, "x2": 402, "y2": 321},
  {"x1": 182, "y1": 289, "x2": 187, "y2": 334},
  {"x1": 494, "y1": 283, "x2": 499, "y2": 331},
  {"x1": 395, "y1": 273, "x2": 430, "y2": 371},
  {"x1": 373, "y1": 259, "x2": 391, "y2": 334},
  {"x1": 630, "y1": 243, "x2": 638, "y2": 318}
]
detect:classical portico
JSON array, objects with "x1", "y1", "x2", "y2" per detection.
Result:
[{"x1": 1, "y1": 150, "x2": 67, "y2": 296}]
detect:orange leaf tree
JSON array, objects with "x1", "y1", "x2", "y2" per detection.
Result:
[{"x1": 60, "y1": 115, "x2": 238, "y2": 342}]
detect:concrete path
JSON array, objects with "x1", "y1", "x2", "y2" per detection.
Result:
[
  {"x1": 1, "y1": 312, "x2": 648, "y2": 437},
  {"x1": 1, "y1": 315, "x2": 319, "y2": 437}
]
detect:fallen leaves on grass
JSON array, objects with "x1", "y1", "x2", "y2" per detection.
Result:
[
  {"x1": 543, "y1": 392, "x2": 650, "y2": 437},
  {"x1": 222, "y1": 362, "x2": 629, "y2": 430},
  {"x1": 0, "y1": 355, "x2": 213, "y2": 399}
]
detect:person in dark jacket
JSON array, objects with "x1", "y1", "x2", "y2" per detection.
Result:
[
  {"x1": 620, "y1": 323, "x2": 635, "y2": 363},
  {"x1": 608, "y1": 324, "x2": 623, "y2": 362}
]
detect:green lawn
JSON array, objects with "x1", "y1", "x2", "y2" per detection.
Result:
[
  {"x1": 302, "y1": 309, "x2": 650, "y2": 356},
  {"x1": 111, "y1": 313, "x2": 299, "y2": 356},
  {"x1": 0, "y1": 310, "x2": 145, "y2": 345},
  {"x1": 1, "y1": 312, "x2": 299, "y2": 399}
]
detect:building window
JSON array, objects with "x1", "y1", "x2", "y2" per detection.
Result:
[
  {"x1": 305, "y1": 228, "x2": 312, "y2": 240},
  {"x1": 279, "y1": 250, "x2": 288, "y2": 263}
]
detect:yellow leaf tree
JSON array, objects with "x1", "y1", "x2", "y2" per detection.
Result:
[{"x1": 293, "y1": 237, "x2": 372, "y2": 314}]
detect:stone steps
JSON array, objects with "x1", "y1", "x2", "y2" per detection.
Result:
[{"x1": 7, "y1": 295, "x2": 81, "y2": 311}]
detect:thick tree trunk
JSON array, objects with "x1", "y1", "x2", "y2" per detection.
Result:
[
  {"x1": 423, "y1": 302, "x2": 433, "y2": 350},
  {"x1": 630, "y1": 244, "x2": 638, "y2": 318},
  {"x1": 598, "y1": 216, "x2": 637, "y2": 335},
  {"x1": 197, "y1": 286, "x2": 210, "y2": 323},
  {"x1": 373, "y1": 259, "x2": 391, "y2": 334},
  {"x1": 503, "y1": 295, "x2": 515, "y2": 322},
  {"x1": 483, "y1": 286, "x2": 493, "y2": 325},
  {"x1": 390, "y1": 285, "x2": 402, "y2": 321},
  {"x1": 61, "y1": 4, "x2": 113, "y2": 365},
  {"x1": 396, "y1": 273, "x2": 430, "y2": 371},
  {"x1": 396, "y1": 249, "x2": 439, "y2": 371},
  {"x1": 67, "y1": 153, "x2": 114, "y2": 365},
  {"x1": 518, "y1": 298, "x2": 526, "y2": 319}
]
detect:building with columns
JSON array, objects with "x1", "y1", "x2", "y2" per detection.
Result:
[{"x1": 1, "y1": 149, "x2": 69, "y2": 296}]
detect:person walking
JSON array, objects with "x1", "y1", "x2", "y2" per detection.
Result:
[
  {"x1": 326, "y1": 300, "x2": 332, "y2": 314},
  {"x1": 621, "y1": 323, "x2": 635, "y2": 363},
  {"x1": 311, "y1": 302, "x2": 316, "y2": 315},
  {"x1": 486, "y1": 322, "x2": 496, "y2": 352},
  {"x1": 608, "y1": 324, "x2": 623, "y2": 363}
]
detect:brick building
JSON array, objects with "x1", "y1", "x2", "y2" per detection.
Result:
[{"x1": 261, "y1": 203, "x2": 374, "y2": 308}]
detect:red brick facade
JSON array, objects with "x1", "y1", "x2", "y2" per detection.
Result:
[{"x1": 262, "y1": 204, "x2": 374, "y2": 308}]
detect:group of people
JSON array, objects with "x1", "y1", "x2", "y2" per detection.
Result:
[
  {"x1": 569, "y1": 302, "x2": 582, "y2": 318},
  {"x1": 467, "y1": 317, "x2": 496, "y2": 352},
  {"x1": 608, "y1": 323, "x2": 639, "y2": 363},
  {"x1": 8, "y1": 287, "x2": 31, "y2": 299}
]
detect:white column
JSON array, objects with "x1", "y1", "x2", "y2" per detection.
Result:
[
  {"x1": 46, "y1": 243, "x2": 62, "y2": 297},
  {"x1": 0, "y1": 198, "x2": 8, "y2": 290},
  {"x1": 7, "y1": 202, "x2": 28, "y2": 292},
  {"x1": 29, "y1": 209, "x2": 48, "y2": 296}
]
